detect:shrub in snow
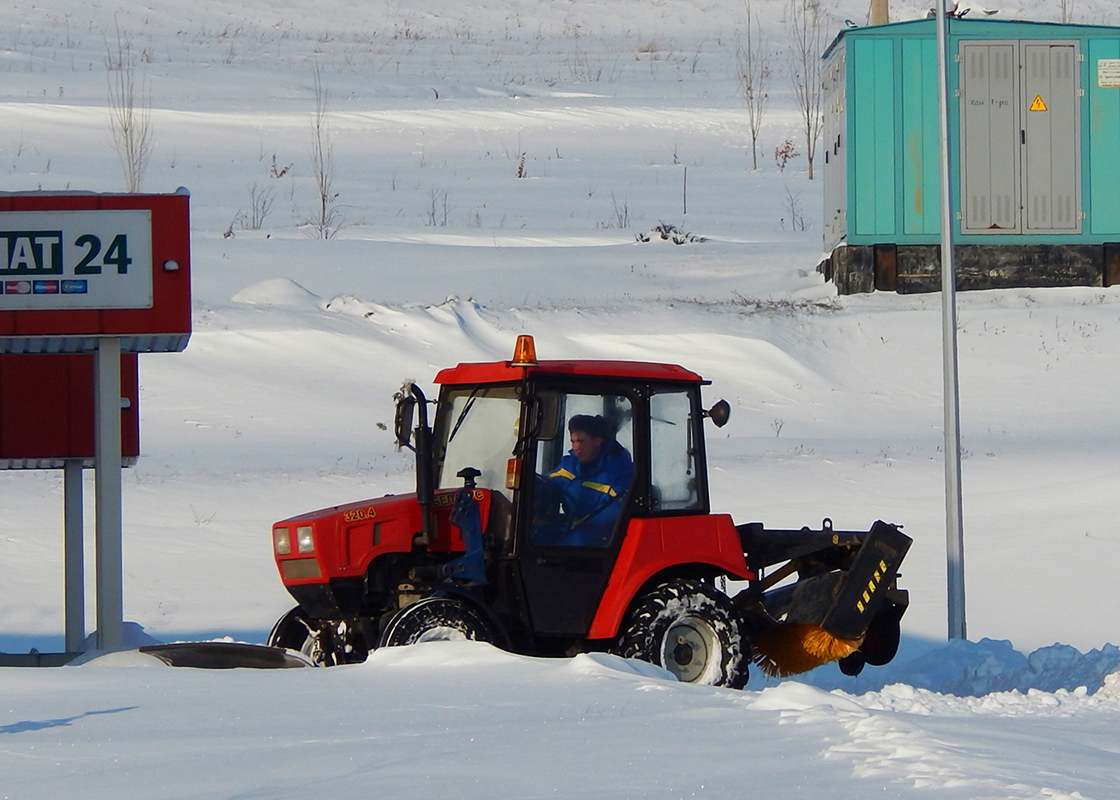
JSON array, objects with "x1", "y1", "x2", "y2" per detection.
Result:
[{"x1": 635, "y1": 222, "x2": 707, "y2": 244}]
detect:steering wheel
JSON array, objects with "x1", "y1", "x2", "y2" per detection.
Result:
[
  {"x1": 568, "y1": 490, "x2": 623, "y2": 532},
  {"x1": 531, "y1": 473, "x2": 569, "y2": 526}
]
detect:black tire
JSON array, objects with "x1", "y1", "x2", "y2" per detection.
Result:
[
  {"x1": 378, "y1": 597, "x2": 497, "y2": 648},
  {"x1": 267, "y1": 606, "x2": 329, "y2": 665},
  {"x1": 860, "y1": 604, "x2": 903, "y2": 666},
  {"x1": 837, "y1": 603, "x2": 904, "y2": 676},
  {"x1": 614, "y1": 578, "x2": 749, "y2": 689},
  {"x1": 838, "y1": 651, "x2": 866, "y2": 676},
  {"x1": 267, "y1": 606, "x2": 368, "y2": 666}
]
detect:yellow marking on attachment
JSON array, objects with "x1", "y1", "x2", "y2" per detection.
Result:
[{"x1": 857, "y1": 600, "x2": 866, "y2": 613}]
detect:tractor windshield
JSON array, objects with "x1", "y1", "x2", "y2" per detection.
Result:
[{"x1": 434, "y1": 385, "x2": 522, "y2": 492}]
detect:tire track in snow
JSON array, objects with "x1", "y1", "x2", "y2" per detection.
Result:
[
  {"x1": 746, "y1": 677, "x2": 1120, "y2": 799},
  {"x1": 826, "y1": 708, "x2": 1108, "y2": 799}
]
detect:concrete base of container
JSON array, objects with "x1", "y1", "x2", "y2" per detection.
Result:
[{"x1": 820, "y1": 243, "x2": 1120, "y2": 295}]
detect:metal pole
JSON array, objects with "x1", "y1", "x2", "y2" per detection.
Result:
[
  {"x1": 870, "y1": 0, "x2": 890, "y2": 25},
  {"x1": 63, "y1": 459, "x2": 85, "y2": 653},
  {"x1": 94, "y1": 337, "x2": 124, "y2": 650},
  {"x1": 936, "y1": 1, "x2": 967, "y2": 640}
]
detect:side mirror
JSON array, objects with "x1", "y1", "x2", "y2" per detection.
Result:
[
  {"x1": 393, "y1": 383, "x2": 417, "y2": 451},
  {"x1": 704, "y1": 399, "x2": 731, "y2": 428}
]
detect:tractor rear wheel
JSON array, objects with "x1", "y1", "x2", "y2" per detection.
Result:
[
  {"x1": 378, "y1": 597, "x2": 497, "y2": 648},
  {"x1": 614, "y1": 578, "x2": 748, "y2": 689}
]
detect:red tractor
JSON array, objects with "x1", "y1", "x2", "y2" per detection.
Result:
[{"x1": 266, "y1": 336, "x2": 910, "y2": 687}]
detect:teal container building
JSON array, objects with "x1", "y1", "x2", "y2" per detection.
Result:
[{"x1": 820, "y1": 17, "x2": 1120, "y2": 293}]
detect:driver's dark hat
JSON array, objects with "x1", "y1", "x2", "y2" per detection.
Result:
[{"x1": 568, "y1": 414, "x2": 611, "y2": 440}]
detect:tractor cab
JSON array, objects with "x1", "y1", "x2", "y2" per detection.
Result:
[{"x1": 395, "y1": 335, "x2": 733, "y2": 648}]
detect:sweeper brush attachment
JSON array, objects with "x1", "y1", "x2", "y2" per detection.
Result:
[
  {"x1": 741, "y1": 520, "x2": 912, "y2": 678},
  {"x1": 752, "y1": 624, "x2": 862, "y2": 678}
]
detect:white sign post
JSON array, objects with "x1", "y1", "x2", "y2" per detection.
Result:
[
  {"x1": 63, "y1": 460, "x2": 84, "y2": 653},
  {"x1": 94, "y1": 337, "x2": 124, "y2": 651}
]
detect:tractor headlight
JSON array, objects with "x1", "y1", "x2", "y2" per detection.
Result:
[
  {"x1": 273, "y1": 527, "x2": 291, "y2": 556},
  {"x1": 296, "y1": 525, "x2": 315, "y2": 554}
]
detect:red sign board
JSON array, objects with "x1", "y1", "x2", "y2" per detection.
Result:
[
  {"x1": 0, "y1": 353, "x2": 139, "y2": 468},
  {"x1": 0, "y1": 191, "x2": 191, "y2": 353}
]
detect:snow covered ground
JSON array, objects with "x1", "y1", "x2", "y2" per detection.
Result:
[{"x1": 4, "y1": 1, "x2": 1120, "y2": 797}]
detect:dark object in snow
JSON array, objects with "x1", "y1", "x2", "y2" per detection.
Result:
[{"x1": 140, "y1": 641, "x2": 312, "y2": 669}]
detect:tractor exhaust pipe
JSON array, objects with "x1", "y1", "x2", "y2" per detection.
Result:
[
  {"x1": 394, "y1": 383, "x2": 437, "y2": 545},
  {"x1": 412, "y1": 385, "x2": 436, "y2": 545}
]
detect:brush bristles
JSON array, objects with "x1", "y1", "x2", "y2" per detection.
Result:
[{"x1": 751, "y1": 623, "x2": 863, "y2": 678}]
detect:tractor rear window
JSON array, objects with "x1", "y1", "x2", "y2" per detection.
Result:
[{"x1": 649, "y1": 390, "x2": 701, "y2": 511}]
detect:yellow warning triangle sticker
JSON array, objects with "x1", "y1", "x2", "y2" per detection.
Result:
[{"x1": 1030, "y1": 94, "x2": 1048, "y2": 112}]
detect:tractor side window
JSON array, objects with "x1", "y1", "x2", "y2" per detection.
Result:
[
  {"x1": 532, "y1": 393, "x2": 634, "y2": 548},
  {"x1": 436, "y1": 387, "x2": 521, "y2": 492},
  {"x1": 649, "y1": 391, "x2": 700, "y2": 512}
]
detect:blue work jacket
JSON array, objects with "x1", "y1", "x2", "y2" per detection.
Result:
[{"x1": 547, "y1": 441, "x2": 634, "y2": 546}]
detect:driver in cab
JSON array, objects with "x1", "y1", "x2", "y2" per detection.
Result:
[{"x1": 543, "y1": 414, "x2": 634, "y2": 547}]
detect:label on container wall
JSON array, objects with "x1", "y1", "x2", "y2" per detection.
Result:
[
  {"x1": 1099, "y1": 59, "x2": 1120, "y2": 88},
  {"x1": 0, "y1": 210, "x2": 152, "y2": 310}
]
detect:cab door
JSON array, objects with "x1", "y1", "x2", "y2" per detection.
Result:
[{"x1": 516, "y1": 386, "x2": 641, "y2": 636}]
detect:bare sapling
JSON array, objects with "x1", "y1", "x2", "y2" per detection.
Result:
[
  {"x1": 307, "y1": 64, "x2": 342, "y2": 238},
  {"x1": 246, "y1": 181, "x2": 275, "y2": 230},
  {"x1": 782, "y1": 186, "x2": 808, "y2": 231},
  {"x1": 106, "y1": 23, "x2": 153, "y2": 193},
  {"x1": 736, "y1": 0, "x2": 771, "y2": 171},
  {"x1": 786, "y1": 0, "x2": 824, "y2": 180}
]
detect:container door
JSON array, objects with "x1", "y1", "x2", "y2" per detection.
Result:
[
  {"x1": 960, "y1": 42, "x2": 1021, "y2": 233},
  {"x1": 1022, "y1": 43, "x2": 1081, "y2": 232}
]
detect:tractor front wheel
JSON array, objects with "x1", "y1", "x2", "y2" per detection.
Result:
[
  {"x1": 267, "y1": 607, "x2": 367, "y2": 666},
  {"x1": 268, "y1": 606, "x2": 330, "y2": 665},
  {"x1": 614, "y1": 579, "x2": 749, "y2": 689},
  {"x1": 378, "y1": 597, "x2": 497, "y2": 648}
]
